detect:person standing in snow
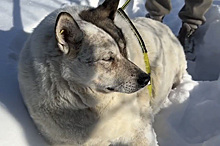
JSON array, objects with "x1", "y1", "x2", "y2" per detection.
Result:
[{"x1": 145, "y1": 0, "x2": 213, "y2": 53}]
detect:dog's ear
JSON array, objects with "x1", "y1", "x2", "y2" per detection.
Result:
[
  {"x1": 97, "y1": 0, "x2": 120, "y2": 20},
  {"x1": 79, "y1": 0, "x2": 127, "y2": 58},
  {"x1": 55, "y1": 12, "x2": 83, "y2": 54},
  {"x1": 80, "y1": 0, "x2": 119, "y2": 21}
]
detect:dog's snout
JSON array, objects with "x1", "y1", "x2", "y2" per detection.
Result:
[{"x1": 137, "y1": 73, "x2": 150, "y2": 87}]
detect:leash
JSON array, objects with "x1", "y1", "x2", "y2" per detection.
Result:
[{"x1": 117, "y1": 0, "x2": 152, "y2": 97}]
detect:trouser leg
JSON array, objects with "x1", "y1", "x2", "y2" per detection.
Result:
[
  {"x1": 145, "y1": 0, "x2": 171, "y2": 21},
  {"x1": 179, "y1": 0, "x2": 213, "y2": 29}
]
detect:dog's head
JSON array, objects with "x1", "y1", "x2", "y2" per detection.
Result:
[{"x1": 55, "y1": 0, "x2": 150, "y2": 94}]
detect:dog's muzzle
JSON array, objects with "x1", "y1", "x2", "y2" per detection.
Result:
[{"x1": 106, "y1": 72, "x2": 150, "y2": 94}]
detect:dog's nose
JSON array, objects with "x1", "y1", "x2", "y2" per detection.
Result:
[{"x1": 137, "y1": 73, "x2": 150, "y2": 87}]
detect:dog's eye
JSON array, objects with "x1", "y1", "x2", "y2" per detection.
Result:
[{"x1": 102, "y1": 56, "x2": 114, "y2": 62}]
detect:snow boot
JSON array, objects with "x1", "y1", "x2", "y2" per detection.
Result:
[{"x1": 178, "y1": 23, "x2": 196, "y2": 61}]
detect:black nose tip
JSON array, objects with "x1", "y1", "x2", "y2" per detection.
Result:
[{"x1": 137, "y1": 73, "x2": 150, "y2": 87}]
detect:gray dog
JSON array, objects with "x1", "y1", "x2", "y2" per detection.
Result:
[{"x1": 18, "y1": 0, "x2": 186, "y2": 145}]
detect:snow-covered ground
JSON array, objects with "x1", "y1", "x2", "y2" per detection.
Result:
[{"x1": 0, "y1": 0, "x2": 219, "y2": 146}]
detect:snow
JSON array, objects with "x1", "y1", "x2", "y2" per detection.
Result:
[
  {"x1": 154, "y1": 75, "x2": 220, "y2": 146},
  {"x1": 0, "y1": 0, "x2": 219, "y2": 146}
]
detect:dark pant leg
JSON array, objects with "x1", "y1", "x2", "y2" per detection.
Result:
[
  {"x1": 179, "y1": 0, "x2": 213, "y2": 29},
  {"x1": 145, "y1": 0, "x2": 172, "y2": 19}
]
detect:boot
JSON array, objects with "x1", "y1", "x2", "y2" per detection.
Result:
[
  {"x1": 178, "y1": 23, "x2": 196, "y2": 53},
  {"x1": 178, "y1": 23, "x2": 197, "y2": 61}
]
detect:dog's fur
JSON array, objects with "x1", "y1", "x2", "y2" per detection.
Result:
[{"x1": 18, "y1": 0, "x2": 186, "y2": 145}]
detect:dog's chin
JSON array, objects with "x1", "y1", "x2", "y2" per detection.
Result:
[
  {"x1": 94, "y1": 84, "x2": 146, "y2": 94},
  {"x1": 105, "y1": 86, "x2": 143, "y2": 94}
]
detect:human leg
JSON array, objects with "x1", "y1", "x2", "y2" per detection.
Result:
[
  {"x1": 145, "y1": 0, "x2": 171, "y2": 21},
  {"x1": 179, "y1": 0, "x2": 213, "y2": 29},
  {"x1": 178, "y1": 0, "x2": 213, "y2": 54}
]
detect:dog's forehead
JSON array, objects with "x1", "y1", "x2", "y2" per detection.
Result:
[{"x1": 79, "y1": 20, "x2": 118, "y2": 51}]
